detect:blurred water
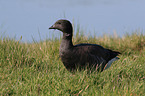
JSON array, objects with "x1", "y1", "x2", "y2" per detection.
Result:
[{"x1": 0, "y1": 0, "x2": 145, "y2": 42}]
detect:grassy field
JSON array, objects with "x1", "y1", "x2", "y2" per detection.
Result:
[{"x1": 0, "y1": 31, "x2": 145, "y2": 95}]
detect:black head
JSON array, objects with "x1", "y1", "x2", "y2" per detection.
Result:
[{"x1": 49, "y1": 19, "x2": 73, "y2": 34}]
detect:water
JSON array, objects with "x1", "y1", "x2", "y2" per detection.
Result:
[{"x1": 0, "y1": 0, "x2": 145, "y2": 42}]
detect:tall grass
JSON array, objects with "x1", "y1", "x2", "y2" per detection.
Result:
[{"x1": 0, "y1": 31, "x2": 145, "y2": 95}]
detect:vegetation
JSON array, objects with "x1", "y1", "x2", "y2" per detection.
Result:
[{"x1": 0, "y1": 31, "x2": 145, "y2": 95}]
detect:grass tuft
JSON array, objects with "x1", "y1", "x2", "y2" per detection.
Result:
[{"x1": 0, "y1": 31, "x2": 145, "y2": 95}]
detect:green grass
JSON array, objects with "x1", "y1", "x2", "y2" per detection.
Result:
[{"x1": 0, "y1": 31, "x2": 145, "y2": 96}]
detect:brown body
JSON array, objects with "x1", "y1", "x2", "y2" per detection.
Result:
[{"x1": 49, "y1": 19, "x2": 120, "y2": 72}]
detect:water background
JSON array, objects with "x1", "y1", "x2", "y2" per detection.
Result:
[{"x1": 0, "y1": 0, "x2": 145, "y2": 42}]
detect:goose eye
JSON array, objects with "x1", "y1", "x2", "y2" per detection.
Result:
[{"x1": 57, "y1": 22, "x2": 61, "y2": 24}]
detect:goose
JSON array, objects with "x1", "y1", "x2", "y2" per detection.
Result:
[{"x1": 49, "y1": 19, "x2": 120, "y2": 72}]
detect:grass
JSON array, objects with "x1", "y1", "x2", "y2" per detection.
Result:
[{"x1": 0, "y1": 31, "x2": 145, "y2": 95}]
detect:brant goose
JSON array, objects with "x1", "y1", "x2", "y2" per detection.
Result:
[{"x1": 49, "y1": 19, "x2": 120, "y2": 72}]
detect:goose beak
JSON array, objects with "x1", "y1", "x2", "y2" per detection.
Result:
[{"x1": 49, "y1": 24, "x2": 56, "y2": 29}]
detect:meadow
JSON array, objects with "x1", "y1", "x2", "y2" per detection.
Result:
[{"x1": 0, "y1": 30, "x2": 145, "y2": 95}]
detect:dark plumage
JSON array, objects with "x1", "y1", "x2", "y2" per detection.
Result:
[{"x1": 49, "y1": 19, "x2": 120, "y2": 72}]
